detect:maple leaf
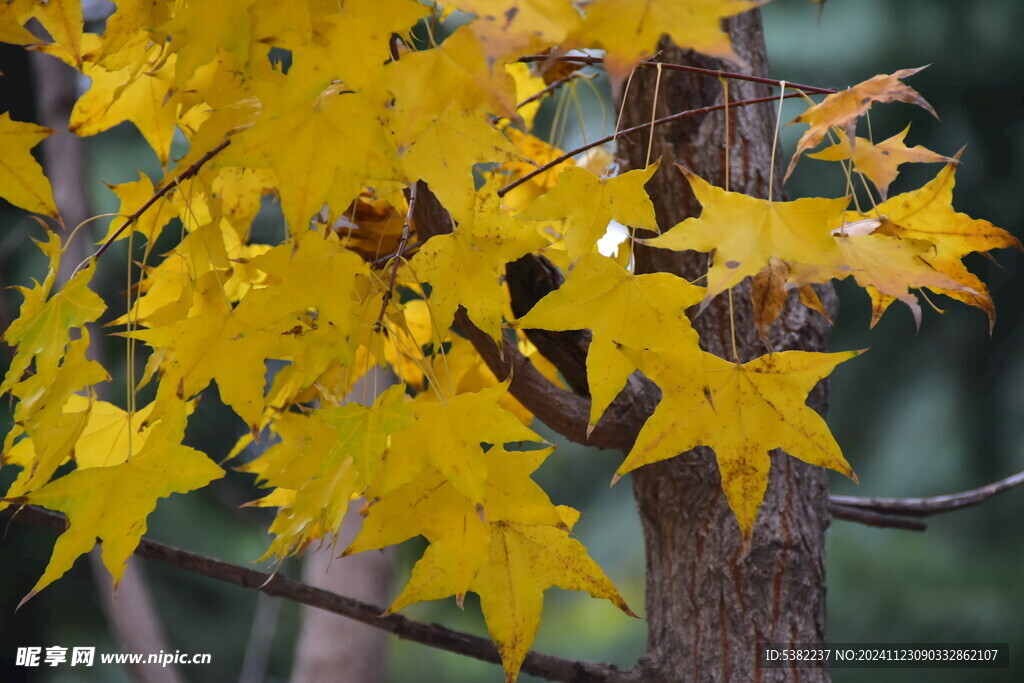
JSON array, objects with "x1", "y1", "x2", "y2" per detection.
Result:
[
  {"x1": 162, "y1": 0, "x2": 258, "y2": 85},
  {"x1": 786, "y1": 67, "x2": 937, "y2": 180},
  {"x1": 31, "y1": 0, "x2": 84, "y2": 68},
  {"x1": 514, "y1": 253, "x2": 705, "y2": 426},
  {"x1": 387, "y1": 26, "x2": 519, "y2": 137},
  {"x1": 236, "y1": 385, "x2": 412, "y2": 560},
  {"x1": 572, "y1": 0, "x2": 762, "y2": 79},
  {"x1": 454, "y1": 0, "x2": 581, "y2": 62},
  {"x1": 619, "y1": 347, "x2": 859, "y2": 542},
  {"x1": 317, "y1": 384, "x2": 415, "y2": 487},
  {"x1": 645, "y1": 166, "x2": 848, "y2": 306},
  {"x1": 396, "y1": 103, "x2": 525, "y2": 221},
  {"x1": 410, "y1": 182, "x2": 546, "y2": 341},
  {"x1": 809, "y1": 125, "x2": 956, "y2": 199},
  {"x1": 221, "y1": 75, "x2": 402, "y2": 232},
  {"x1": 18, "y1": 398, "x2": 223, "y2": 603},
  {"x1": 750, "y1": 257, "x2": 793, "y2": 348},
  {"x1": 0, "y1": 112, "x2": 58, "y2": 217},
  {"x1": 377, "y1": 384, "x2": 542, "y2": 505},
  {"x1": 0, "y1": 1, "x2": 39, "y2": 46},
  {"x1": 1, "y1": 233, "x2": 106, "y2": 395},
  {"x1": 381, "y1": 505, "x2": 633, "y2": 682},
  {"x1": 100, "y1": 172, "x2": 176, "y2": 248},
  {"x1": 873, "y1": 160, "x2": 1022, "y2": 260},
  {"x1": 287, "y1": 0, "x2": 429, "y2": 93},
  {"x1": 57, "y1": 33, "x2": 181, "y2": 165},
  {"x1": 826, "y1": 231, "x2": 971, "y2": 328},
  {"x1": 129, "y1": 313, "x2": 292, "y2": 431},
  {"x1": 519, "y1": 162, "x2": 660, "y2": 263}
]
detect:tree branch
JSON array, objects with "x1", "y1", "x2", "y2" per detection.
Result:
[
  {"x1": 85, "y1": 138, "x2": 231, "y2": 267},
  {"x1": 411, "y1": 182, "x2": 655, "y2": 452},
  {"x1": 830, "y1": 470, "x2": 1024, "y2": 517},
  {"x1": 497, "y1": 92, "x2": 806, "y2": 198},
  {"x1": 516, "y1": 55, "x2": 839, "y2": 95},
  {"x1": 2, "y1": 505, "x2": 634, "y2": 683},
  {"x1": 828, "y1": 503, "x2": 927, "y2": 531}
]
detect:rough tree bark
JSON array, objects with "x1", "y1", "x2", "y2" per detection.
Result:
[{"x1": 619, "y1": 14, "x2": 834, "y2": 683}]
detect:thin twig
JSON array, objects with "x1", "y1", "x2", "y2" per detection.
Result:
[
  {"x1": 829, "y1": 503, "x2": 927, "y2": 531},
  {"x1": 2, "y1": 505, "x2": 635, "y2": 683},
  {"x1": 496, "y1": 92, "x2": 806, "y2": 198},
  {"x1": 370, "y1": 240, "x2": 423, "y2": 269},
  {"x1": 516, "y1": 55, "x2": 839, "y2": 95},
  {"x1": 374, "y1": 184, "x2": 419, "y2": 332},
  {"x1": 517, "y1": 71, "x2": 585, "y2": 109},
  {"x1": 84, "y1": 139, "x2": 232, "y2": 268},
  {"x1": 830, "y1": 470, "x2": 1024, "y2": 517}
]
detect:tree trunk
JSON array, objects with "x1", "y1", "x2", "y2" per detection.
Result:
[{"x1": 618, "y1": 12, "x2": 834, "y2": 683}]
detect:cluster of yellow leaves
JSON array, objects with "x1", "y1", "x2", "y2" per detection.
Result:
[{"x1": 0, "y1": 1, "x2": 1017, "y2": 680}]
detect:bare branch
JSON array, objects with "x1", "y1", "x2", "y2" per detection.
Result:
[
  {"x1": 496, "y1": 92, "x2": 807, "y2": 198},
  {"x1": 830, "y1": 470, "x2": 1024, "y2": 517},
  {"x1": 374, "y1": 184, "x2": 418, "y2": 331},
  {"x1": 828, "y1": 503, "x2": 927, "y2": 531},
  {"x1": 516, "y1": 55, "x2": 839, "y2": 95},
  {"x1": 88, "y1": 138, "x2": 231, "y2": 265},
  {"x1": 2, "y1": 505, "x2": 635, "y2": 683}
]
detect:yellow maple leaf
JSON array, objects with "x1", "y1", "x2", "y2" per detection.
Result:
[
  {"x1": 809, "y1": 125, "x2": 955, "y2": 199},
  {"x1": 382, "y1": 505, "x2": 633, "y2": 683},
  {"x1": 619, "y1": 347, "x2": 859, "y2": 542},
  {"x1": 786, "y1": 67, "x2": 936, "y2": 180},
  {"x1": 828, "y1": 232, "x2": 971, "y2": 328},
  {"x1": 288, "y1": 0, "x2": 429, "y2": 93},
  {"x1": 378, "y1": 384, "x2": 542, "y2": 505},
  {"x1": 513, "y1": 253, "x2": 704, "y2": 426},
  {"x1": 455, "y1": 0, "x2": 581, "y2": 63},
  {"x1": 0, "y1": 1, "x2": 39, "y2": 46},
  {"x1": 0, "y1": 112, "x2": 58, "y2": 217},
  {"x1": 873, "y1": 160, "x2": 1022, "y2": 259},
  {"x1": 645, "y1": 167, "x2": 848, "y2": 306},
  {"x1": 100, "y1": 172, "x2": 176, "y2": 248},
  {"x1": 162, "y1": 0, "x2": 258, "y2": 85},
  {"x1": 571, "y1": 0, "x2": 762, "y2": 79},
  {"x1": 350, "y1": 445, "x2": 563, "y2": 603},
  {"x1": 410, "y1": 181, "x2": 545, "y2": 341},
  {"x1": 20, "y1": 399, "x2": 223, "y2": 602},
  {"x1": 519, "y1": 162, "x2": 660, "y2": 263},
  {"x1": 130, "y1": 313, "x2": 293, "y2": 431},
  {"x1": 387, "y1": 26, "x2": 519, "y2": 138},
  {"x1": 1, "y1": 232, "x2": 106, "y2": 395},
  {"x1": 317, "y1": 384, "x2": 415, "y2": 486},
  {"x1": 32, "y1": 0, "x2": 84, "y2": 68},
  {"x1": 397, "y1": 103, "x2": 525, "y2": 221},
  {"x1": 62, "y1": 33, "x2": 181, "y2": 165},
  {"x1": 222, "y1": 75, "x2": 402, "y2": 232}
]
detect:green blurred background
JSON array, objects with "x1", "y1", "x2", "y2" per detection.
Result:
[{"x1": 1, "y1": 0, "x2": 1021, "y2": 681}]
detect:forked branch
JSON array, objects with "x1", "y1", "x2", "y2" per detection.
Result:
[{"x1": 831, "y1": 470, "x2": 1024, "y2": 517}]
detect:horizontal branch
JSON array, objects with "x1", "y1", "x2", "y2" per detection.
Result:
[
  {"x1": 497, "y1": 92, "x2": 806, "y2": 198},
  {"x1": 516, "y1": 55, "x2": 839, "y2": 95},
  {"x1": 828, "y1": 502, "x2": 927, "y2": 531},
  {"x1": 830, "y1": 470, "x2": 1024, "y2": 517},
  {"x1": 2, "y1": 505, "x2": 633, "y2": 683}
]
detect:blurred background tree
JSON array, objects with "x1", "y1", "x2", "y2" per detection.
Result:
[{"x1": 1, "y1": 0, "x2": 1021, "y2": 681}]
